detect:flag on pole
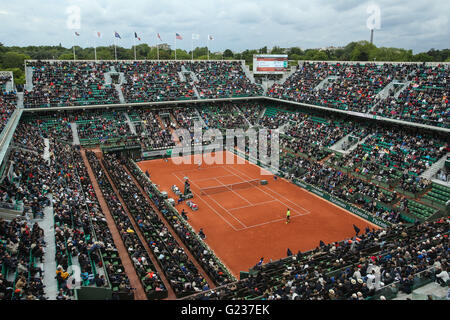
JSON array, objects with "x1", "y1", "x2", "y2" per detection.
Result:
[
  {"x1": 134, "y1": 32, "x2": 141, "y2": 41},
  {"x1": 192, "y1": 33, "x2": 200, "y2": 40},
  {"x1": 75, "y1": 32, "x2": 80, "y2": 36},
  {"x1": 97, "y1": 32, "x2": 101, "y2": 38},
  {"x1": 208, "y1": 35, "x2": 214, "y2": 40},
  {"x1": 114, "y1": 31, "x2": 121, "y2": 39},
  {"x1": 176, "y1": 33, "x2": 183, "y2": 40},
  {"x1": 157, "y1": 33, "x2": 162, "y2": 41}
]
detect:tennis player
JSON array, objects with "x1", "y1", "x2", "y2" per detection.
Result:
[{"x1": 286, "y1": 208, "x2": 291, "y2": 224}]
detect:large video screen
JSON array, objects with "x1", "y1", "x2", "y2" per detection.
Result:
[{"x1": 253, "y1": 54, "x2": 288, "y2": 74}]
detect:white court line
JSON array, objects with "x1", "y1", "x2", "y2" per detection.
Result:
[
  {"x1": 171, "y1": 172, "x2": 240, "y2": 231},
  {"x1": 224, "y1": 165, "x2": 311, "y2": 215},
  {"x1": 240, "y1": 213, "x2": 304, "y2": 230},
  {"x1": 171, "y1": 165, "x2": 225, "y2": 175},
  {"x1": 195, "y1": 174, "x2": 236, "y2": 182},
  {"x1": 228, "y1": 199, "x2": 279, "y2": 211},
  {"x1": 225, "y1": 160, "x2": 311, "y2": 214},
  {"x1": 213, "y1": 178, "x2": 253, "y2": 206},
  {"x1": 173, "y1": 172, "x2": 248, "y2": 229}
]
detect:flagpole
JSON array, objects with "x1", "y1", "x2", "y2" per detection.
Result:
[
  {"x1": 94, "y1": 34, "x2": 97, "y2": 61},
  {"x1": 114, "y1": 35, "x2": 117, "y2": 61},
  {"x1": 174, "y1": 34, "x2": 177, "y2": 60},
  {"x1": 157, "y1": 34, "x2": 160, "y2": 60},
  {"x1": 73, "y1": 33, "x2": 76, "y2": 61},
  {"x1": 133, "y1": 35, "x2": 137, "y2": 60},
  {"x1": 207, "y1": 36, "x2": 209, "y2": 61}
]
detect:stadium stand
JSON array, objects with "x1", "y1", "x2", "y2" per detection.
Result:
[
  {"x1": 101, "y1": 153, "x2": 211, "y2": 297},
  {"x1": 372, "y1": 64, "x2": 449, "y2": 128},
  {"x1": 24, "y1": 61, "x2": 120, "y2": 108},
  {"x1": 184, "y1": 61, "x2": 263, "y2": 99},
  {"x1": 268, "y1": 62, "x2": 449, "y2": 128},
  {"x1": 186, "y1": 217, "x2": 449, "y2": 300},
  {"x1": 116, "y1": 61, "x2": 196, "y2": 103},
  {"x1": 1, "y1": 58, "x2": 449, "y2": 302},
  {"x1": 85, "y1": 151, "x2": 168, "y2": 299},
  {"x1": 0, "y1": 74, "x2": 17, "y2": 135}
]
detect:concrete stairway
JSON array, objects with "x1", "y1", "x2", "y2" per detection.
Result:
[
  {"x1": 5, "y1": 79, "x2": 14, "y2": 93},
  {"x1": 124, "y1": 112, "x2": 137, "y2": 135},
  {"x1": 115, "y1": 84, "x2": 126, "y2": 104},
  {"x1": 394, "y1": 282, "x2": 448, "y2": 300},
  {"x1": 233, "y1": 105, "x2": 252, "y2": 128},
  {"x1": 338, "y1": 134, "x2": 372, "y2": 155},
  {"x1": 329, "y1": 132, "x2": 354, "y2": 153},
  {"x1": 192, "y1": 86, "x2": 201, "y2": 99},
  {"x1": 70, "y1": 122, "x2": 80, "y2": 145},
  {"x1": 314, "y1": 76, "x2": 338, "y2": 91},
  {"x1": 43, "y1": 138, "x2": 50, "y2": 161},
  {"x1": 25, "y1": 67, "x2": 34, "y2": 92},
  {"x1": 369, "y1": 80, "x2": 397, "y2": 112},
  {"x1": 193, "y1": 107, "x2": 207, "y2": 127},
  {"x1": 241, "y1": 61, "x2": 256, "y2": 83},
  {"x1": 104, "y1": 72, "x2": 112, "y2": 85},
  {"x1": 16, "y1": 92, "x2": 24, "y2": 108},
  {"x1": 278, "y1": 66, "x2": 297, "y2": 85},
  {"x1": 421, "y1": 152, "x2": 450, "y2": 180},
  {"x1": 394, "y1": 81, "x2": 412, "y2": 99},
  {"x1": 188, "y1": 71, "x2": 199, "y2": 83},
  {"x1": 39, "y1": 194, "x2": 59, "y2": 300},
  {"x1": 178, "y1": 72, "x2": 186, "y2": 82}
]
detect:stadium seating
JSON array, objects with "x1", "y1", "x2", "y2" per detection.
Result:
[
  {"x1": 268, "y1": 62, "x2": 449, "y2": 128},
  {"x1": 124, "y1": 158, "x2": 234, "y2": 286},
  {"x1": 86, "y1": 151, "x2": 168, "y2": 299},
  {"x1": 372, "y1": 64, "x2": 449, "y2": 128},
  {"x1": 116, "y1": 61, "x2": 196, "y2": 103},
  {"x1": 184, "y1": 61, "x2": 263, "y2": 99},
  {"x1": 187, "y1": 217, "x2": 449, "y2": 300},
  {"x1": 24, "y1": 61, "x2": 120, "y2": 108},
  {"x1": 102, "y1": 153, "x2": 211, "y2": 297},
  {"x1": 0, "y1": 74, "x2": 17, "y2": 135}
]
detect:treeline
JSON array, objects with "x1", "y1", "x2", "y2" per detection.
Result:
[{"x1": 1, "y1": 40, "x2": 449, "y2": 85}]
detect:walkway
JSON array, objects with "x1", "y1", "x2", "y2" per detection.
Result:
[
  {"x1": 122, "y1": 164, "x2": 216, "y2": 290},
  {"x1": 80, "y1": 149, "x2": 148, "y2": 300},
  {"x1": 94, "y1": 151, "x2": 176, "y2": 300}
]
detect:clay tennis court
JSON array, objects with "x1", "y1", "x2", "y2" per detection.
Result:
[{"x1": 137, "y1": 150, "x2": 379, "y2": 278}]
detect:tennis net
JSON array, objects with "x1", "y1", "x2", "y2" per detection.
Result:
[{"x1": 199, "y1": 179, "x2": 261, "y2": 195}]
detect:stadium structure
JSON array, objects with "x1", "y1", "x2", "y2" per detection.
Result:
[{"x1": 0, "y1": 58, "x2": 449, "y2": 301}]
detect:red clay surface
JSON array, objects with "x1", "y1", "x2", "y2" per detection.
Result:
[{"x1": 137, "y1": 151, "x2": 379, "y2": 278}]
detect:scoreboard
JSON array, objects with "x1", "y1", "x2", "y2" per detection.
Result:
[{"x1": 253, "y1": 55, "x2": 288, "y2": 74}]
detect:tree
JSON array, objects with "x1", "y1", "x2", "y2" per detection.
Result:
[
  {"x1": 171, "y1": 49, "x2": 190, "y2": 60},
  {"x1": 192, "y1": 47, "x2": 208, "y2": 59},
  {"x1": 2, "y1": 68, "x2": 25, "y2": 85},
  {"x1": 2, "y1": 51, "x2": 30, "y2": 69},
  {"x1": 289, "y1": 47, "x2": 303, "y2": 59},
  {"x1": 241, "y1": 49, "x2": 258, "y2": 63},
  {"x1": 96, "y1": 47, "x2": 114, "y2": 60},
  {"x1": 412, "y1": 53, "x2": 433, "y2": 62},
  {"x1": 270, "y1": 46, "x2": 285, "y2": 54},
  {"x1": 349, "y1": 41, "x2": 376, "y2": 61},
  {"x1": 59, "y1": 53, "x2": 74, "y2": 60},
  {"x1": 259, "y1": 46, "x2": 268, "y2": 54},
  {"x1": 290, "y1": 54, "x2": 302, "y2": 61},
  {"x1": 223, "y1": 49, "x2": 234, "y2": 58}
]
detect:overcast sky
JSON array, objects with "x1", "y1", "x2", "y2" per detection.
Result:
[{"x1": 0, "y1": 0, "x2": 448, "y2": 53}]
